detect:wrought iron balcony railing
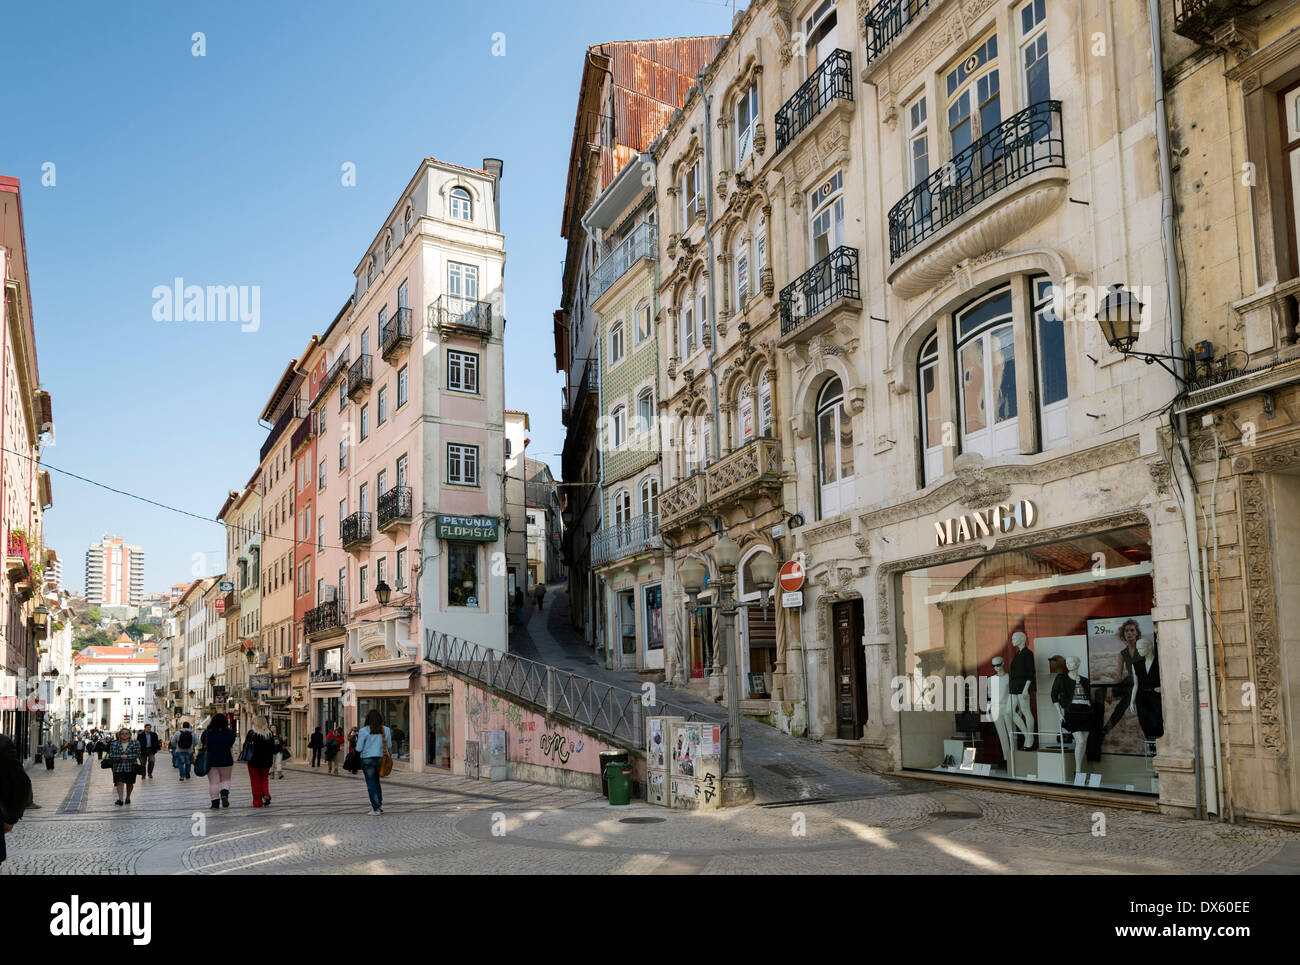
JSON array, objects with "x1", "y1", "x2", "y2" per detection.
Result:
[
  {"x1": 340, "y1": 511, "x2": 372, "y2": 550},
  {"x1": 864, "y1": 0, "x2": 931, "y2": 64},
  {"x1": 428, "y1": 294, "x2": 492, "y2": 335},
  {"x1": 889, "y1": 100, "x2": 1064, "y2": 262},
  {"x1": 591, "y1": 514, "x2": 661, "y2": 567},
  {"x1": 590, "y1": 222, "x2": 657, "y2": 302},
  {"x1": 259, "y1": 400, "x2": 303, "y2": 463},
  {"x1": 312, "y1": 350, "x2": 350, "y2": 408},
  {"x1": 304, "y1": 599, "x2": 346, "y2": 637},
  {"x1": 780, "y1": 246, "x2": 860, "y2": 337},
  {"x1": 380, "y1": 306, "x2": 413, "y2": 361},
  {"x1": 775, "y1": 49, "x2": 853, "y2": 154},
  {"x1": 347, "y1": 354, "x2": 373, "y2": 400},
  {"x1": 377, "y1": 485, "x2": 413, "y2": 530},
  {"x1": 290, "y1": 414, "x2": 314, "y2": 456}
]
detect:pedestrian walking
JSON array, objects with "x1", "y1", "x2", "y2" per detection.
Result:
[
  {"x1": 137, "y1": 724, "x2": 161, "y2": 779},
  {"x1": 534, "y1": 583, "x2": 546, "y2": 610},
  {"x1": 323, "y1": 727, "x2": 341, "y2": 775},
  {"x1": 173, "y1": 722, "x2": 196, "y2": 780},
  {"x1": 308, "y1": 726, "x2": 324, "y2": 767},
  {"x1": 60, "y1": 741, "x2": 69, "y2": 761},
  {"x1": 270, "y1": 726, "x2": 285, "y2": 780},
  {"x1": 73, "y1": 736, "x2": 85, "y2": 766},
  {"x1": 1, "y1": 733, "x2": 32, "y2": 866},
  {"x1": 355, "y1": 709, "x2": 392, "y2": 815},
  {"x1": 244, "y1": 717, "x2": 276, "y2": 808},
  {"x1": 201, "y1": 714, "x2": 237, "y2": 809},
  {"x1": 513, "y1": 584, "x2": 525, "y2": 625},
  {"x1": 104, "y1": 728, "x2": 140, "y2": 806},
  {"x1": 94, "y1": 737, "x2": 106, "y2": 761},
  {"x1": 42, "y1": 740, "x2": 56, "y2": 771}
]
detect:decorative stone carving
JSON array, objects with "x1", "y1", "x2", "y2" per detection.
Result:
[
  {"x1": 760, "y1": 266, "x2": 774, "y2": 297},
  {"x1": 1148, "y1": 460, "x2": 1171, "y2": 497},
  {"x1": 754, "y1": 121, "x2": 767, "y2": 156},
  {"x1": 1239, "y1": 474, "x2": 1284, "y2": 755},
  {"x1": 952, "y1": 452, "x2": 1011, "y2": 508}
]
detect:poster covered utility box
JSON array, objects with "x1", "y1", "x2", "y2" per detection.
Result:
[
  {"x1": 668, "y1": 720, "x2": 722, "y2": 810},
  {"x1": 646, "y1": 716, "x2": 682, "y2": 807}
]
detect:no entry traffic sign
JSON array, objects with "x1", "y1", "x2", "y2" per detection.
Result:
[{"x1": 779, "y1": 559, "x2": 805, "y2": 593}]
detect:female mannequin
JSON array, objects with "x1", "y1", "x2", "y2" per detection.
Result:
[
  {"x1": 1133, "y1": 638, "x2": 1163, "y2": 740},
  {"x1": 1051, "y1": 655, "x2": 1092, "y2": 775},
  {"x1": 987, "y1": 656, "x2": 1012, "y2": 762}
]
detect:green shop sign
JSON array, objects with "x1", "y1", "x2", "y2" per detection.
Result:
[{"x1": 436, "y1": 514, "x2": 500, "y2": 542}]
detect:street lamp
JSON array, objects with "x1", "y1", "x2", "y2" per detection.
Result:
[
  {"x1": 1095, "y1": 283, "x2": 1218, "y2": 384},
  {"x1": 375, "y1": 580, "x2": 391, "y2": 606},
  {"x1": 679, "y1": 532, "x2": 760, "y2": 806}
]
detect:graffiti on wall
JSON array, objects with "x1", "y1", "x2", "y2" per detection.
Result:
[{"x1": 540, "y1": 731, "x2": 585, "y2": 765}]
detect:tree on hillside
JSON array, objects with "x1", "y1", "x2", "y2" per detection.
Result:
[{"x1": 73, "y1": 629, "x2": 112, "y2": 651}]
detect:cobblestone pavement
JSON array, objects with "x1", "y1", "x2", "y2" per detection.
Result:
[{"x1": 6, "y1": 747, "x2": 1300, "y2": 874}]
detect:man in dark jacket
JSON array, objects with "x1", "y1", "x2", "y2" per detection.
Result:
[
  {"x1": 138, "y1": 724, "x2": 162, "y2": 779},
  {"x1": 308, "y1": 727, "x2": 325, "y2": 767},
  {"x1": 1, "y1": 733, "x2": 33, "y2": 866}
]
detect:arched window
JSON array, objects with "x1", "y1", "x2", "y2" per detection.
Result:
[
  {"x1": 635, "y1": 299, "x2": 652, "y2": 344},
  {"x1": 956, "y1": 287, "x2": 1018, "y2": 461},
  {"x1": 702, "y1": 416, "x2": 713, "y2": 468},
  {"x1": 609, "y1": 320, "x2": 625, "y2": 365},
  {"x1": 612, "y1": 489, "x2": 632, "y2": 529},
  {"x1": 384, "y1": 233, "x2": 392, "y2": 260},
  {"x1": 684, "y1": 418, "x2": 699, "y2": 475},
  {"x1": 758, "y1": 371, "x2": 773, "y2": 436},
  {"x1": 640, "y1": 477, "x2": 659, "y2": 518},
  {"x1": 816, "y1": 377, "x2": 855, "y2": 519},
  {"x1": 637, "y1": 388, "x2": 654, "y2": 435},
  {"x1": 403, "y1": 205, "x2": 413, "y2": 233},
  {"x1": 919, "y1": 333, "x2": 943, "y2": 484},
  {"x1": 681, "y1": 290, "x2": 697, "y2": 358},
  {"x1": 737, "y1": 379, "x2": 754, "y2": 443},
  {"x1": 450, "y1": 186, "x2": 472, "y2": 221},
  {"x1": 610, "y1": 405, "x2": 626, "y2": 450},
  {"x1": 366, "y1": 258, "x2": 375, "y2": 286}
]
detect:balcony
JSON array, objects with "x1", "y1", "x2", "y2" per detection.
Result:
[
  {"x1": 309, "y1": 668, "x2": 343, "y2": 684},
  {"x1": 775, "y1": 49, "x2": 853, "y2": 155},
  {"x1": 347, "y1": 354, "x2": 373, "y2": 400},
  {"x1": 887, "y1": 100, "x2": 1066, "y2": 298},
  {"x1": 705, "y1": 436, "x2": 782, "y2": 507},
  {"x1": 380, "y1": 306, "x2": 413, "y2": 362},
  {"x1": 305, "y1": 599, "x2": 346, "y2": 638},
  {"x1": 659, "y1": 474, "x2": 707, "y2": 531},
  {"x1": 779, "y1": 246, "x2": 861, "y2": 343},
  {"x1": 590, "y1": 223, "x2": 657, "y2": 303},
  {"x1": 221, "y1": 591, "x2": 239, "y2": 615},
  {"x1": 377, "y1": 485, "x2": 413, "y2": 531},
  {"x1": 290, "y1": 415, "x2": 314, "y2": 456},
  {"x1": 429, "y1": 294, "x2": 492, "y2": 338},
  {"x1": 5, "y1": 531, "x2": 29, "y2": 579},
  {"x1": 259, "y1": 401, "x2": 303, "y2": 463},
  {"x1": 864, "y1": 0, "x2": 931, "y2": 65},
  {"x1": 340, "y1": 511, "x2": 372, "y2": 550},
  {"x1": 1173, "y1": 0, "x2": 1266, "y2": 47},
  {"x1": 591, "y1": 514, "x2": 662, "y2": 568},
  {"x1": 312, "y1": 351, "x2": 350, "y2": 408}
]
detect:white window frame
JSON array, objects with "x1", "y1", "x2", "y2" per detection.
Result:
[
  {"x1": 447, "y1": 443, "x2": 480, "y2": 486},
  {"x1": 610, "y1": 405, "x2": 626, "y2": 450},
  {"x1": 636, "y1": 388, "x2": 654, "y2": 436},
  {"x1": 635, "y1": 301, "x2": 652, "y2": 344},
  {"x1": 449, "y1": 186, "x2": 472, "y2": 221},
  {"x1": 735, "y1": 80, "x2": 759, "y2": 166},
  {"x1": 609, "y1": 320, "x2": 625, "y2": 365},
  {"x1": 447, "y1": 350, "x2": 480, "y2": 393}
]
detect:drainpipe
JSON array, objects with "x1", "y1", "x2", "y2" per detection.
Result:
[
  {"x1": 698, "y1": 74, "x2": 723, "y2": 464},
  {"x1": 1150, "y1": 0, "x2": 1209, "y2": 821}
]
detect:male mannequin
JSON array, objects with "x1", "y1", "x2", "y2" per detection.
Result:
[
  {"x1": 1133, "y1": 638, "x2": 1163, "y2": 740},
  {"x1": 986, "y1": 656, "x2": 1012, "y2": 762},
  {"x1": 1050, "y1": 655, "x2": 1091, "y2": 775},
  {"x1": 1007, "y1": 631, "x2": 1036, "y2": 749}
]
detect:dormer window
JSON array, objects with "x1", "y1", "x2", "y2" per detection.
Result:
[
  {"x1": 450, "y1": 186, "x2": 472, "y2": 221},
  {"x1": 366, "y1": 258, "x2": 375, "y2": 286},
  {"x1": 404, "y1": 205, "x2": 413, "y2": 233},
  {"x1": 384, "y1": 234, "x2": 392, "y2": 260}
]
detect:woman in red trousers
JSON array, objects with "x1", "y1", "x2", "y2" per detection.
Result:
[{"x1": 244, "y1": 717, "x2": 277, "y2": 807}]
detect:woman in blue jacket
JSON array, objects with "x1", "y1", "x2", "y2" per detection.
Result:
[
  {"x1": 355, "y1": 710, "x2": 391, "y2": 815},
  {"x1": 201, "y1": 714, "x2": 238, "y2": 809}
]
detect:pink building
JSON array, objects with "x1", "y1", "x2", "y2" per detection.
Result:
[{"x1": 303, "y1": 156, "x2": 507, "y2": 772}]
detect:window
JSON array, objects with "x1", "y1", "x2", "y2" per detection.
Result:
[
  {"x1": 1033, "y1": 276, "x2": 1069, "y2": 449},
  {"x1": 339, "y1": 498, "x2": 347, "y2": 529},
  {"x1": 609, "y1": 321, "x2": 625, "y2": 365},
  {"x1": 395, "y1": 547, "x2": 407, "y2": 588},
  {"x1": 359, "y1": 565, "x2": 368, "y2": 603},
  {"x1": 384, "y1": 234, "x2": 392, "y2": 260},
  {"x1": 755, "y1": 218, "x2": 767, "y2": 272},
  {"x1": 681, "y1": 160, "x2": 700, "y2": 226},
  {"x1": 918, "y1": 333, "x2": 944, "y2": 485},
  {"x1": 397, "y1": 365, "x2": 409, "y2": 407},
  {"x1": 735, "y1": 238, "x2": 750, "y2": 307},
  {"x1": 448, "y1": 262, "x2": 479, "y2": 303},
  {"x1": 377, "y1": 386, "x2": 388, "y2": 425},
  {"x1": 735, "y1": 80, "x2": 759, "y2": 165},
  {"x1": 637, "y1": 388, "x2": 654, "y2": 435},
  {"x1": 449, "y1": 186, "x2": 472, "y2": 221},
  {"x1": 907, "y1": 97, "x2": 930, "y2": 190},
  {"x1": 338, "y1": 440, "x2": 347, "y2": 471},
  {"x1": 505, "y1": 438, "x2": 513, "y2": 460},
  {"x1": 610, "y1": 406, "x2": 626, "y2": 450},
  {"x1": 318, "y1": 516, "x2": 325, "y2": 552},
  {"x1": 816, "y1": 377, "x2": 855, "y2": 519},
  {"x1": 738, "y1": 379, "x2": 754, "y2": 443},
  {"x1": 612, "y1": 489, "x2": 632, "y2": 529},
  {"x1": 359, "y1": 482, "x2": 370, "y2": 516},
  {"x1": 956, "y1": 287, "x2": 1018, "y2": 461},
  {"x1": 398, "y1": 279, "x2": 408, "y2": 310},
  {"x1": 338, "y1": 567, "x2": 347, "y2": 606},
  {"x1": 1020, "y1": 0, "x2": 1050, "y2": 107},
  {"x1": 681, "y1": 297, "x2": 696, "y2": 358},
  {"x1": 403, "y1": 205, "x2": 412, "y2": 233},
  {"x1": 396, "y1": 454, "x2": 408, "y2": 490},
  {"x1": 304, "y1": 457, "x2": 312, "y2": 487},
  {"x1": 447, "y1": 443, "x2": 479, "y2": 486},
  {"x1": 447, "y1": 542, "x2": 478, "y2": 606},
  {"x1": 377, "y1": 306, "x2": 388, "y2": 339},
  {"x1": 318, "y1": 458, "x2": 326, "y2": 490},
  {"x1": 810, "y1": 171, "x2": 844, "y2": 264},
  {"x1": 635, "y1": 301, "x2": 652, "y2": 344},
  {"x1": 946, "y1": 34, "x2": 1000, "y2": 160},
  {"x1": 339, "y1": 382, "x2": 346, "y2": 412},
  {"x1": 640, "y1": 477, "x2": 659, "y2": 518},
  {"x1": 376, "y1": 556, "x2": 386, "y2": 589},
  {"x1": 684, "y1": 418, "x2": 700, "y2": 475},
  {"x1": 360, "y1": 327, "x2": 370, "y2": 359},
  {"x1": 366, "y1": 259, "x2": 375, "y2": 286},
  {"x1": 758, "y1": 371, "x2": 773, "y2": 437}
]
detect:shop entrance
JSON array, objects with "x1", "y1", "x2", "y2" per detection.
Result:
[
  {"x1": 617, "y1": 589, "x2": 637, "y2": 668},
  {"x1": 832, "y1": 600, "x2": 867, "y2": 739}
]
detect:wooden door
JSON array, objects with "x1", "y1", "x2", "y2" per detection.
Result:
[{"x1": 833, "y1": 601, "x2": 867, "y2": 739}]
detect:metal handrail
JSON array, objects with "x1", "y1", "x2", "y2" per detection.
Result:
[
  {"x1": 774, "y1": 48, "x2": 853, "y2": 154},
  {"x1": 590, "y1": 222, "x2": 657, "y2": 301},
  {"x1": 889, "y1": 99, "x2": 1064, "y2": 261},
  {"x1": 347, "y1": 354, "x2": 373, "y2": 397},
  {"x1": 591, "y1": 514, "x2": 661, "y2": 567},
  {"x1": 779, "y1": 246, "x2": 860, "y2": 336},
  {"x1": 381, "y1": 306, "x2": 413, "y2": 358},
  {"x1": 377, "y1": 486, "x2": 413, "y2": 529},
  {"x1": 340, "y1": 511, "x2": 372, "y2": 547},
  {"x1": 428, "y1": 294, "x2": 492, "y2": 335},
  {"x1": 864, "y1": 0, "x2": 931, "y2": 63}
]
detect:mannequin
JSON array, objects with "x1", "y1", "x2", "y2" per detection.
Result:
[
  {"x1": 987, "y1": 656, "x2": 1012, "y2": 762},
  {"x1": 1133, "y1": 638, "x2": 1163, "y2": 740},
  {"x1": 1051, "y1": 655, "x2": 1092, "y2": 775},
  {"x1": 1007, "y1": 631, "x2": 1036, "y2": 749}
]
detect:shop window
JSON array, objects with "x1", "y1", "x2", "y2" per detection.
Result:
[
  {"x1": 956, "y1": 287, "x2": 1018, "y2": 460},
  {"x1": 358, "y1": 696, "x2": 410, "y2": 761},
  {"x1": 895, "y1": 524, "x2": 1160, "y2": 793},
  {"x1": 447, "y1": 541, "x2": 479, "y2": 607},
  {"x1": 816, "y1": 377, "x2": 855, "y2": 519}
]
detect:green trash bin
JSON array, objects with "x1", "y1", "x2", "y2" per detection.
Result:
[
  {"x1": 598, "y1": 749, "x2": 630, "y2": 797},
  {"x1": 605, "y1": 760, "x2": 632, "y2": 806}
]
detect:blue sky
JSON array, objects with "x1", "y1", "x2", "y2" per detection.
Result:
[{"x1": 2, "y1": 0, "x2": 739, "y2": 595}]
